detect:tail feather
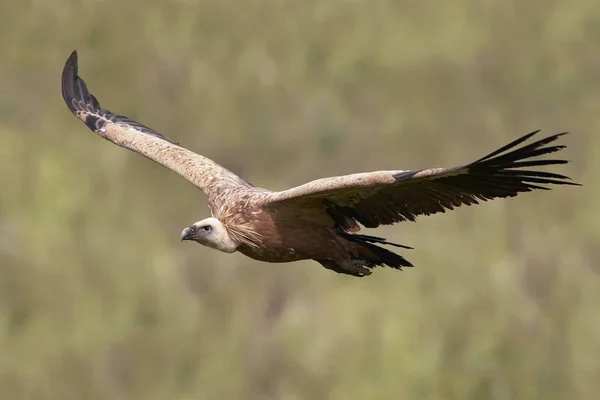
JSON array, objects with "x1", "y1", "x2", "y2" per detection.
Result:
[
  {"x1": 360, "y1": 242, "x2": 413, "y2": 269},
  {"x1": 341, "y1": 232, "x2": 414, "y2": 270},
  {"x1": 349, "y1": 233, "x2": 413, "y2": 249}
]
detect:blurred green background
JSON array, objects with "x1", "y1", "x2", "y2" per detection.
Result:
[{"x1": 1, "y1": 0, "x2": 598, "y2": 399}]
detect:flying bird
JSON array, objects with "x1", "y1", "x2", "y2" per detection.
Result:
[{"x1": 61, "y1": 51, "x2": 580, "y2": 277}]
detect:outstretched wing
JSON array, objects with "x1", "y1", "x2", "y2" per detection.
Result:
[
  {"x1": 61, "y1": 50, "x2": 252, "y2": 208},
  {"x1": 264, "y1": 131, "x2": 580, "y2": 228}
]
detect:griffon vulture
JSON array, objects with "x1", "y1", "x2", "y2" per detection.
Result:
[{"x1": 61, "y1": 51, "x2": 579, "y2": 277}]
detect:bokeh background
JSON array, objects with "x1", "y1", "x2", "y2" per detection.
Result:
[{"x1": 1, "y1": 0, "x2": 599, "y2": 399}]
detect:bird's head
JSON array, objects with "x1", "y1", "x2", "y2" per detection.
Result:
[{"x1": 180, "y1": 217, "x2": 239, "y2": 253}]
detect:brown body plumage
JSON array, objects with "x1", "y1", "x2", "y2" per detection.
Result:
[{"x1": 62, "y1": 51, "x2": 580, "y2": 277}]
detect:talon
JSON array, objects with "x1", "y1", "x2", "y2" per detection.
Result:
[{"x1": 338, "y1": 259, "x2": 372, "y2": 276}]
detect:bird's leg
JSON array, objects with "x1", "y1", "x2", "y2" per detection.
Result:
[
  {"x1": 316, "y1": 259, "x2": 372, "y2": 277},
  {"x1": 336, "y1": 259, "x2": 372, "y2": 277}
]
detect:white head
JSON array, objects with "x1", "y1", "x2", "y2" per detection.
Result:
[{"x1": 180, "y1": 217, "x2": 239, "y2": 253}]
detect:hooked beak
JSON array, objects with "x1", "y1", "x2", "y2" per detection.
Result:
[{"x1": 180, "y1": 226, "x2": 194, "y2": 241}]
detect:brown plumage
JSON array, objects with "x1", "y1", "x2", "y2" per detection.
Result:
[{"x1": 62, "y1": 51, "x2": 580, "y2": 277}]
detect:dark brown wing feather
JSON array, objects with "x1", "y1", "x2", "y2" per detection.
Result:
[
  {"x1": 61, "y1": 50, "x2": 254, "y2": 210},
  {"x1": 265, "y1": 131, "x2": 580, "y2": 228}
]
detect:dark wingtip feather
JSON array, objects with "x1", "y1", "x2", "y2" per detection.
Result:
[
  {"x1": 61, "y1": 50, "x2": 80, "y2": 113},
  {"x1": 60, "y1": 51, "x2": 179, "y2": 145},
  {"x1": 475, "y1": 130, "x2": 540, "y2": 163},
  {"x1": 89, "y1": 94, "x2": 101, "y2": 109},
  {"x1": 62, "y1": 50, "x2": 101, "y2": 113},
  {"x1": 470, "y1": 130, "x2": 581, "y2": 188},
  {"x1": 475, "y1": 131, "x2": 572, "y2": 165}
]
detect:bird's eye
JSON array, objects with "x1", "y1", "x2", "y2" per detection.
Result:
[{"x1": 202, "y1": 225, "x2": 212, "y2": 232}]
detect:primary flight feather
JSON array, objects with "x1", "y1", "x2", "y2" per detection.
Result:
[{"x1": 62, "y1": 50, "x2": 580, "y2": 277}]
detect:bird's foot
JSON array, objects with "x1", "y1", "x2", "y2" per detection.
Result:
[{"x1": 337, "y1": 259, "x2": 372, "y2": 277}]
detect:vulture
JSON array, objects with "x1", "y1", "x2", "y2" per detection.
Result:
[{"x1": 61, "y1": 51, "x2": 580, "y2": 277}]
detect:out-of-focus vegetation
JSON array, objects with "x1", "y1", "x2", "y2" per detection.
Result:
[{"x1": 1, "y1": 0, "x2": 598, "y2": 398}]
